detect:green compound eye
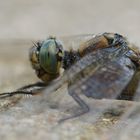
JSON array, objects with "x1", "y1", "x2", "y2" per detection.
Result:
[{"x1": 39, "y1": 38, "x2": 64, "y2": 74}]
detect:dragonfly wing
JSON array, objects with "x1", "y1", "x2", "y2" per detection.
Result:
[
  {"x1": 59, "y1": 34, "x2": 95, "y2": 50},
  {"x1": 68, "y1": 50, "x2": 135, "y2": 99}
]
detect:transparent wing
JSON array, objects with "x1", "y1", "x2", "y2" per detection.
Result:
[
  {"x1": 69, "y1": 55, "x2": 134, "y2": 99},
  {"x1": 59, "y1": 34, "x2": 95, "y2": 49}
]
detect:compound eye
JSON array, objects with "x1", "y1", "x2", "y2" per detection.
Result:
[{"x1": 39, "y1": 38, "x2": 64, "y2": 74}]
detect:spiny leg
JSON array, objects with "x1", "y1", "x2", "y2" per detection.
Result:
[
  {"x1": 0, "y1": 91, "x2": 34, "y2": 99},
  {"x1": 59, "y1": 91, "x2": 89, "y2": 123},
  {"x1": 0, "y1": 82, "x2": 46, "y2": 99},
  {"x1": 18, "y1": 82, "x2": 46, "y2": 90}
]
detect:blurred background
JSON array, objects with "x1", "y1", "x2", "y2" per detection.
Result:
[
  {"x1": 0, "y1": 0, "x2": 140, "y2": 140},
  {"x1": 0, "y1": 0, "x2": 140, "y2": 43}
]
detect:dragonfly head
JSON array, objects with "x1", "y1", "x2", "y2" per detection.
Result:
[{"x1": 29, "y1": 37, "x2": 64, "y2": 76}]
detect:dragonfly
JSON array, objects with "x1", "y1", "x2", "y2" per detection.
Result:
[{"x1": 0, "y1": 32, "x2": 140, "y2": 122}]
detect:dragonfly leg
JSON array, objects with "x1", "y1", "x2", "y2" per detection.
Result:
[
  {"x1": 0, "y1": 82, "x2": 46, "y2": 99},
  {"x1": 59, "y1": 91, "x2": 89, "y2": 123},
  {"x1": 0, "y1": 91, "x2": 34, "y2": 99},
  {"x1": 18, "y1": 82, "x2": 46, "y2": 90}
]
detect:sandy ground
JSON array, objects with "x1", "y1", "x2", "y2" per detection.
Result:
[{"x1": 0, "y1": 0, "x2": 140, "y2": 140}]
